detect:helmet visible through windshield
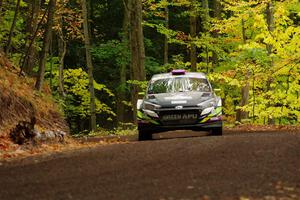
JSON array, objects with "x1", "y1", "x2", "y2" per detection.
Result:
[{"x1": 148, "y1": 77, "x2": 211, "y2": 94}]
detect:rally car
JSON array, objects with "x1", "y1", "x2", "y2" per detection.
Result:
[{"x1": 137, "y1": 69, "x2": 222, "y2": 141}]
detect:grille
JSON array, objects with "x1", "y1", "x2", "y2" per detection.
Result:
[{"x1": 159, "y1": 110, "x2": 199, "y2": 125}]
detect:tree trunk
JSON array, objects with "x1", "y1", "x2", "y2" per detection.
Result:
[
  {"x1": 190, "y1": 1, "x2": 197, "y2": 71},
  {"x1": 5, "y1": 0, "x2": 21, "y2": 55},
  {"x1": 164, "y1": 6, "x2": 169, "y2": 65},
  {"x1": 202, "y1": 0, "x2": 209, "y2": 71},
  {"x1": 266, "y1": 1, "x2": 274, "y2": 56},
  {"x1": 116, "y1": 0, "x2": 130, "y2": 124},
  {"x1": 57, "y1": 14, "x2": 66, "y2": 96},
  {"x1": 20, "y1": 4, "x2": 48, "y2": 76},
  {"x1": 117, "y1": 60, "x2": 127, "y2": 124},
  {"x1": 236, "y1": 19, "x2": 250, "y2": 122},
  {"x1": 266, "y1": 0, "x2": 275, "y2": 124},
  {"x1": 81, "y1": 0, "x2": 97, "y2": 131},
  {"x1": 266, "y1": 0, "x2": 274, "y2": 74},
  {"x1": 58, "y1": 31, "x2": 66, "y2": 96},
  {"x1": 211, "y1": 0, "x2": 221, "y2": 68},
  {"x1": 88, "y1": 0, "x2": 94, "y2": 42},
  {"x1": 0, "y1": 0, "x2": 3, "y2": 51},
  {"x1": 23, "y1": 0, "x2": 40, "y2": 75},
  {"x1": 212, "y1": 0, "x2": 221, "y2": 19},
  {"x1": 202, "y1": 0, "x2": 209, "y2": 30},
  {"x1": 0, "y1": 0, "x2": 3, "y2": 24},
  {"x1": 129, "y1": 0, "x2": 146, "y2": 123},
  {"x1": 35, "y1": 0, "x2": 56, "y2": 91}
]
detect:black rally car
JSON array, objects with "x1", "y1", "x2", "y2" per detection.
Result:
[{"x1": 137, "y1": 69, "x2": 222, "y2": 141}]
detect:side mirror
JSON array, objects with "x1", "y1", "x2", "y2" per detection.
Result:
[{"x1": 137, "y1": 99, "x2": 143, "y2": 109}]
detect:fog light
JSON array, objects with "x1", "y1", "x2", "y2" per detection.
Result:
[
  {"x1": 210, "y1": 116, "x2": 221, "y2": 121},
  {"x1": 143, "y1": 109, "x2": 159, "y2": 118},
  {"x1": 201, "y1": 107, "x2": 214, "y2": 115}
]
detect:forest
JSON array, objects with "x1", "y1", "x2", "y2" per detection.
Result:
[{"x1": 0, "y1": 0, "x2": 299, "y2": 134}]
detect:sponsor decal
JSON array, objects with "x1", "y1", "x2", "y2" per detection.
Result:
[
  {"x1": 165, "y1": 96, "x2": 192, "y2": 100},
  {"x1": 162, "y1": 114, "x2": 198, "y2": 121},
  {"x1": 171, "y1": 100, "x2": 187, "y2": 104}
]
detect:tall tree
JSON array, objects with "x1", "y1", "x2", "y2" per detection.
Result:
[
  {"x1": 211, "y1": 0, "x2": 221, "y2": 68},
  {"x1": 0, "y1": 0, "x2": 3, "y2": 24},
  {"x1": 81, "y1": 0, "x2": 97, "y2": 131},
  {"x1": 20, "y1": 4, "x2": 48, "y2": 76},
  {"x1": 190, "y1": 0, "x2": 197, "y2": 71},
  {"x1": 202, "y1": 0, "x2": 209, "y2": 72},
  {"x1": 266, "y1": 1, "x2": 274, "y2": 59},
  {"x1": 236, "y1": 18, "x2": 250, "y2": 122},
  {"x1": 58, "y1": 16, "x2": 66, "y2": 97},
  {"x1": 266, "y1": 0, "x2": 275, "y2": 124},
  {"x1": 35, "y1": 0, "x2": 56, "y2": 91},
  {"x1": 23, "y1": 0, "x2": 41, "y2": 74},
  {"x1": 5, "y1": 0, "x2": 21, "y2": 55},
  {"x1": 117, "y1": 0, "x2": 130, "y2": 123},
  {"x1": 0, "y1": 0, "x2": 3, "y2": 52},
  {"x1": 164, "y1": 6, "x2": 169, "y2": 65},
  {"x1": 129, "y1": 0, "x2": 146, "y2": 123}
]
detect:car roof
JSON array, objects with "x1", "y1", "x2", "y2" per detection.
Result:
[{"x1": 151, "y1": 72, "x2": 207, "y2": 81}]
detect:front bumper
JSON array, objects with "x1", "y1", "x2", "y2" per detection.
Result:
[
  {"x1": 137, "y1": 106, "x2": 222, "y2": 133},
  {"x1": 138, "y1": 120, "x2": 222, "y2": 133}
]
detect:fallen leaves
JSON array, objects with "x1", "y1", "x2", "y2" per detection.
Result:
[
  {"x1": 0, "y1": 136, "x2": 128, "y2": 161},
  {"x1": 224, "y1": 125, "x2": 300, "y2": 133}
]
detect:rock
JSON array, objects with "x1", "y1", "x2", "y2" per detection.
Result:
[
  {"x1": 56, "y1": 130, "x2": 67, "y2": 142},
  {"x1": 44, "y1": 130, "x2": 56, "y2": 139},
  {"x1": 36, "y1": 129, "x2": 67, "y2": 143},
  {"x1": 10, "y1": 115, "x2": 67, "y2": 144},
  {"x1": 9, "y1": 117, "x2": 36, "y2": 145}
]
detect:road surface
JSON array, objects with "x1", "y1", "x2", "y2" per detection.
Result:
[{"x1": 0, "y1": 131, "x2": 300, "y2": 200}]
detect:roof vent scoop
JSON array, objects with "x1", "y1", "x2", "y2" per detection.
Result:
[{"x1": 171, "y1": 69, "x2": 186, "y2": 75}]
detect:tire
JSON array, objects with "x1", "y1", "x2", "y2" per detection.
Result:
[
  {"x1": 211, "y1": 127, "x2": 223, "y2": 136},
  {"x1": 138, "y1": 130, "x2": 152, "y2": 141}
]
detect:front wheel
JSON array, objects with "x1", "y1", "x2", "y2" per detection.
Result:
[
  {"x1": 138, "y1": 130, "x2": 152, "y2": 141},
  {"x1": 211, "y1": 127, "x2": 223, "y2": 136}
]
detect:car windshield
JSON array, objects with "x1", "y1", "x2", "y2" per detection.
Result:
[{"x1": 148, "y1": 77, "x2": 211, "y2": 94}]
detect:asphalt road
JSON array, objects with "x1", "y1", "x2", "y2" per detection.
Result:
[{"x1": 0, "y1": 131, "x2": 300, "y2": 200}]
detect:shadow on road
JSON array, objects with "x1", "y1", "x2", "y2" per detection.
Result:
[{"x1": 152, "y1": 130, "x2": 210, "y2": 140}]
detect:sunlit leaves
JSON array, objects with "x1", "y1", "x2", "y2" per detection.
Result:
[
  {"x1": 208, "y1": 0, "x2": 300, "y2": 124},
  {"x1": 63, "y1": 68, "x2": 115, "y2": 118}
]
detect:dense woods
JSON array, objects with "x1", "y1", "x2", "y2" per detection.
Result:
[{"x1": 0, "y1": 0, "x2": 299, "y2": 133}]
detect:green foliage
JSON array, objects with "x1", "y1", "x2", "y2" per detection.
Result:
[
  {"x1": 210, "y1": 0, "x2": 300, "y2": 124},
  {"x1": 92, "y1": 39, "x2": 130, "y2": 68},
  {"x1": 127, "y1": 80, "x2": 148, "y2": 92},
  {"x1": 2, "y1": 0, "x2": 299, "y2": 131},
  {"x1": 143, "y1": 0, "x2": 300, "y2": 124},
  {"x1": 0, "y1": 0, "x2": 27, "y2": 57},
  {"x1": 145, "y1": 56, "x2": 163, "y2": 77},
  {"x1": 46, "y1": 65, "x2": 115, "y2": 132},
  {"x1": 63, "y1": 68, "x2": 115, "y2": 118}
]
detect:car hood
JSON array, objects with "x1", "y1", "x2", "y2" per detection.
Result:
[{"x1": 146, "y1": 92, "x2": 213, "y2": 108}]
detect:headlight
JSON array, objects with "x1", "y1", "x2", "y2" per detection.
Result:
[
  {"x1": 143, "y1": 109, "x2": 159, "y2": 118},
  {"x1": 143, "y1": 102, "x2": 161, "y2": 110},
  {"x1": 197, "y1": 99, "x2": 215, "y2": 109},
  {"x1": 197, "y1": 99, "x2": 216, "y2": 115},
  {"x1": 201, "y1": 106, "x2": 215, "y2": 115},
  {"x1": 142, "y1": 102, "x2": 160, "y2": 118}
]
